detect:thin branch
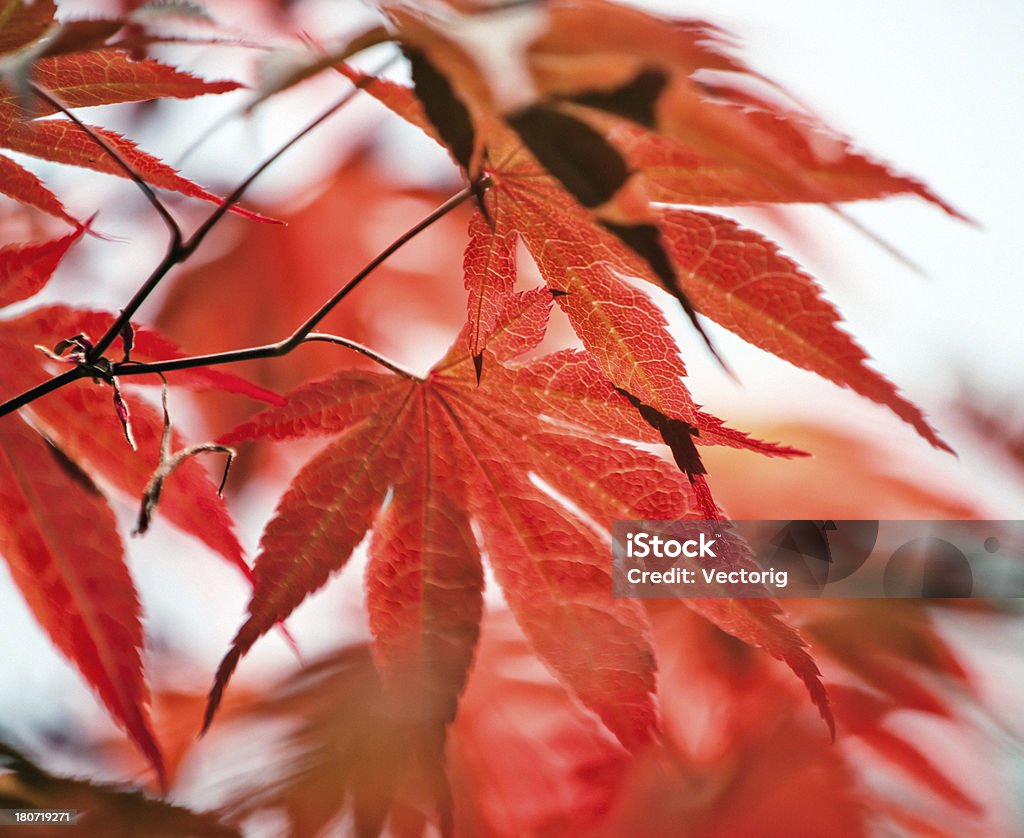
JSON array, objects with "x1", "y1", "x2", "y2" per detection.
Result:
[
  {"x1": 87, "y1": 66, "x2": 388, "y2": 362},
  {"x1": 101, "y1": 185, "x2": 469, "y2": 383},
  {"x1": 177, "y1": 78, "x2": 373, "y2": 261},
  {"x1": 87, "y1": 256, "x2": 184, "y2": 363},
  {"x1": 283, "y1": 185, "x2": 475, "y2": 343},
  {"x1": 0, "y1": 171, "x2": 471, "y2": 419},
  {"x1": 0, "y1": 368, "x2": 86, "y2": 416},
  {"x1": 30, "y1": 83, "x2": 183, "y2": 247},
  {"x1": 107, "y1": 329, "x2": 428, "y2": 382},
  {"x1": 176, "y1": 47, "x2": 399, "y2": 169}
]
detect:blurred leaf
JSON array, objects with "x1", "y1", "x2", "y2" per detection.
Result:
[{"x1": 0, "y1": 741, "x2": 238, "y2": 837}]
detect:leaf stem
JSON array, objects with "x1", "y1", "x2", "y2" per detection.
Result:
[{"x1": 303, "y1": 333, "x2": 421, "y2": 380}]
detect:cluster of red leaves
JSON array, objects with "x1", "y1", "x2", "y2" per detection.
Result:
[
  {"x1": 58, "y1": 412, "x2": 999, "y2": 837},
  {"x1": 0, "y1": 244, "x2": 277, "y2": 787},
  {"x1": 81, "y1": 591, "x2": 998, "y2": 836},
  {"x1": 200, "y1": 0, "x2": 962, "y2": 773},
  {"x1": 0, "y1": 0, "x2": 1001, "y2": 835},
  {"x1": 0, "y1": 0, "x2": 280, "y2": 789},
  {"x1": 0, "y1": 0, "x2": 267, "y2": 226}
]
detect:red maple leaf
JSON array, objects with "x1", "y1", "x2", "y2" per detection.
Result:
[
  {"x1": 348, "y1": 0, "x2": 954, "y2": 455},
  {"x1": 208, "y1": 289, "x2": 832, "y2": 766}
]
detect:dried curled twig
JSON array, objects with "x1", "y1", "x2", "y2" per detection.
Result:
[{"x1": 135, "y1": 377, "x2": 235, "y2": 536}]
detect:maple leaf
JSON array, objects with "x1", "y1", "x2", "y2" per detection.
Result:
[
  {"x1": 613, "y1": 603, "x2": 992, "y2": 838},
  {"x1": 209, "y1": 290, "x2": 664, "y2": 752},
  {"x1": 655, "y1": 209, "x2": 951, "y2": 451},
  {"x1": 518, "y1": 0, "x2": 965, "y2": 218},
  {"x1": 610, "y1": 119, "x2": 965, "y2": 215},
  {"x1": 0, "y1": 150, "x2": 79, "y2": 226},
  {"x1": 0, "y1": 414, "x2": 164, "y2": 784},
  {"x1": 209, "y1": 289, "x2": 832, "y2": 762},
  {"x1": 1, "y1": 3, "x2": 1002, "y2": 834},
  {"x1": 0, "y1": 49, "x2": 239, "y2": 116},
  {"x1": 830, "y1": 684, "x2": 980, "y2": 815},
  {"x1": 194, "y1": 603, "x2": 986, "y2": 838},
  {"x1": 352, "y1": 63, "x2": 805, "y2": 483}
]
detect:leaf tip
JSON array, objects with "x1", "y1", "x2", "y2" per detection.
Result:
[{"x1": 202, "y1": 645, "x2": 244, "y2": 736}]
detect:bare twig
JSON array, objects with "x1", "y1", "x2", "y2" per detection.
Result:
[
  {"x1": 99, "y1": 186, "x2": 473, "y2": 382},
  {"x1": 134, "y1": 379, "x2": 235, "y2": 535},
  {"x1": 0, "y1": 368, "x2": 87, "y2": 416},
  {"x1": 284, "y1": 186, "x2": 475, "y2": 341},
  {"x1": 30, "y1": 83, "x2": 184, "y2": 246},
  {"x1": 0, "y1": 185, "x2": 470, "y2": 417},
  {"x1": 0, "y1": 82, "x2": 472, "y2": 419},
  {"x1": 87, "y1": 80, "x2": 371, "y2": 362}
]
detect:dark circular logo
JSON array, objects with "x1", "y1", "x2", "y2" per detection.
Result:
[
  {"x1": 766, "y1": 520, "x2": 879, "y2": 594},
  {"x1": 883, "y1": 537, "x2": 974, "y2": 597}
]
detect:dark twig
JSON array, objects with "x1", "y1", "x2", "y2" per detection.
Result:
[
  {"x1": 101, "y1": 188, "x2": 473, "y2": 381},
  {"x1": 0, "y1": 113, "x2": 472, "y2": 418},
  {"x1": 87, "y1": 80, "x2": 371, "y2": 362},
  {"x1": 0, "y1": 368, "x2": 87, "y2": 417},
  {"x1": 30, "y1": 83, "x2": 184, "y2": 246},
  {"x1": 285, "y1": 185, "x2": 475, "y2": 341},
  {"x1": 99, "y1": 188, "x2": 471, "y2": 379},
  {"x1": 0, "y1": 185, "x2": 471, "y2": 417}
]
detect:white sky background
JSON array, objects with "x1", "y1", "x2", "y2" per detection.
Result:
[
  {"x1": 1, "y1": 0, "x2": 1023, "y2": 790},
  {"x1": 626, "y1": 0, "x2": 1024, "y2": 519},
  {"x1": 639, "y1": 0, "x2": 1024, "y2": 398}
]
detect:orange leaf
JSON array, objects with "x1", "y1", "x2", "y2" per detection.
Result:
[
  {"x1": 0, "y1": 153, "x2": 79, "y2": 225},
  {"x1": 0, "y1": 49, "x2": 240, "y2": 117}
]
